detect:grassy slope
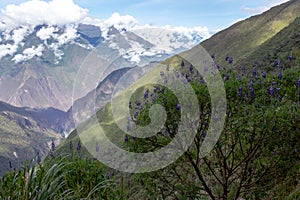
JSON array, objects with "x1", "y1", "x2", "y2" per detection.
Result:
[
  {"x1": 201, "y1": 0, "x2": 300, "y2": 67},
  {"x1": 239, "y1": 16, "x2": 300, "y2": 67}
]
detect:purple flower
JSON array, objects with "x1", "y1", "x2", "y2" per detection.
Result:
[
  {"x1": 274, "y1": 59, "x2": 280, "y2": 67},
  {"x1": 211, "y1": 53, "x2": 215, "y2": 59},
  {"x1": 237, "y1": 86, "x2": 242, "y2": 95},
  {"x1": 257, "y1": 79, "x2": 261, "y2": 85},
  {"x1": 51, "y1": 139, "x2": 55, "y2": 151},
  {"x1": 236, "y1": 74, "x2": 241, "y2": 80},
  {"x1": 69, "y1": 141, "x2": 73, "y2": 150},
  {"x1": 181, "y1": 61, "x2": 185, "y2": 67},
  {"x1": 288, "y1": 55, "x2": 293, "y2": 61},
  {"x1": 248, "y1": 79, "x2": 253, "y2": 89},
  {"x1": 225, "y1": 54, "x2": 229, "y2": 61},
  {"x1": 127, "y1": 123, "x2": 131, "y2": 132},
  {"x1": 189, "y1": 65, "x2": 194, "y2": 73},
  {"x1": 182, "y1": 78, "x2": 188, "y2": 84},
  {"x1": 125, "y1": 135, "x2": 129, "y2": 142},
  {"x1": 254, "y1": 60, "x2": 259, "y2": 65},
  {"x1": 269, "y1": 86, "x2": 275, "y2": 97},
  {"x1": 144, "y1": 89, "x2": 149, "y2": 99},
  {"x1": 176, "y1": 103, "x2": 181, "y2": 110},
  {"x1": 228, "y1": 57, "x2": 233, "y2": 64},
  {"x1": 278, "y1": 72, "x2": 282, "y2": 80},
  {"x1": 49, "y1": 151, "x2": 55, "y2": 158},
  {"x1": 202, "y1": 131, "x2": 207, "y2": 138},
  {"x1": 252, "y1": 69, "x2": 256, "y2": 76},
  {"x1": 214, "y1": 115, "x2": 218, "y2": 122},
  {"x1": 278, "y1": 95, "x2": 282, "y2": 102},
  {"x1": 204, "y1": 66, "x2": 208, "y2": 74},
  {"x1": 77, "y1": 141, "x2": 81, "y2": 151},
  {"x1": 134, "y1": 111, "x2": 139, "y2": 118},
  {"x1": 296, "y1": 78, "x2": 300, "y2": 86},
  {"x1": 204, "y1": 122, "x2": 209, "y2": 127},
  {"x1": 276, "y1": 88, "x2": 281, "y2": 93},
  {"x1": 96, "y1": 144, "x2": 99, "y2": 152},
  {"x1": 135, "y1": 101, "x2": 141, "y2": 106},
  {"x1": 160, "y1": 71, "x2": 164, "y2": 77},
  {"x1": 242, "y1": 66, "x2": 245, "y2": 76},
  {"x1": 152, "y1": 97, "x2": 156, "y2": 102},
  {"x1": 128, "y1": 102, "x2": 132, "y2": 109},
  {"x1": 127, "y1": 116, "x2": 132, "y2": 121},
  {"x1": 225, "y1": 73, "x2": 229, "y2": 81},
  {"x1": 250, "y1": 89, "x2": 255, "y2": 98},
  {"x1": 164, "y1": 78, "x2": 168, "y2": 84},
  {"x1": 262, "y1": 71, "x2": 266, "y2": 78}
]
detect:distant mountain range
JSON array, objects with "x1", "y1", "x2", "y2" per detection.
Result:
[
  {"x1": 0, "y1": 11, "x2": 206, "y2": 174},
  {"x1": 0, "y1": 22, "x2": 204, "y2": 111}
]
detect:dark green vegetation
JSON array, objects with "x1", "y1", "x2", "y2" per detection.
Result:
[
  {"x1": 0, "y1": 154, "x2": 121, "y2": 199},
  {"x1": 2, "y1": 52, "x2": 298, "y2": 199},
  {"x1": 0, "y1": 0, "x2": 300, "y2": 199}
]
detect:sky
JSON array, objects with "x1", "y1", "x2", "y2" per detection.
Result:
[{"x1": 0, "y1": 0, "x2": 290, "y2": 32}]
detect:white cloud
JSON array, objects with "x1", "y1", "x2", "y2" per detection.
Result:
[
  {"x1": 0, "y1": 0, "x2": 88, "y2": 31},
  {"x1": 104, "y1": 12, "x2": 138, "y2": 30},
  {"x1": 0, "y1": 26, "x2": 32, "y2": 59},
  {"x1": 55, "y1": 24, "x2": 78, "y2": 45},
  {"x1": 36, "y1": 26, "x2": 58, "y2": 40},
  {"x1": 12, "y1": 44, "x2": 44, "y2": 63},
  {"x1": 0, "y1": 43, "x2": 18, "y2": 58},
  {"x1": 0, "y1": 1, "x2": 212, "y2": 62}
]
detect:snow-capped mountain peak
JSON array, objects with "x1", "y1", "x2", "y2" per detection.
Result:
[{"x1": 0, "y1": 0, "x2": 212, "y2": 65}]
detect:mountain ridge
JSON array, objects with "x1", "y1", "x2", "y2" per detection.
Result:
[{"x1": 201, "y1": 0, "x2": 300, "y2": 67}]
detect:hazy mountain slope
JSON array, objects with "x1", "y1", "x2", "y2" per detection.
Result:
[
  {"x1": 0, "y1": 101, "x2": 69, "y2": 174},
  {"x1": 201, "y1": 0, "x2": 300, "y2": 66},
  {"x1": 69, "y1": 61, "x2": 159, "y2": 127}
]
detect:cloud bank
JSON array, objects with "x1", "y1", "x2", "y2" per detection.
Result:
[
  {"x1": 0, "y1": 0, "x2": 212, "y2": 61},
  {"x1": 0, "y1": 0, "x2": 88, "y2": 31}
]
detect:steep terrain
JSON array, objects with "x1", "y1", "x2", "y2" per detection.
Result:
[
  {"x1": 201, "y1": 0, "x2": 300, "y2": 67},
  {"x1": 240, "y1": 16, "x2": 300, "y2": 67},
  {"x1": 0, "y1": 101, "x2": 70, "y2": 174},
  {"x1": 0, "y1": 23, "x2": 204, "y2": 111}
]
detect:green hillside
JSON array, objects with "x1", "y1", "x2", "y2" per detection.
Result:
[
  {"x1": 201, "y1": 0, "x2": 300, "y2": 67},
  {"x1": 239, "y1": 16, "x2": 300, "y2": 68},
  {"x1": 51, "y1": 44, "x2": 300, "y2": 199}
]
